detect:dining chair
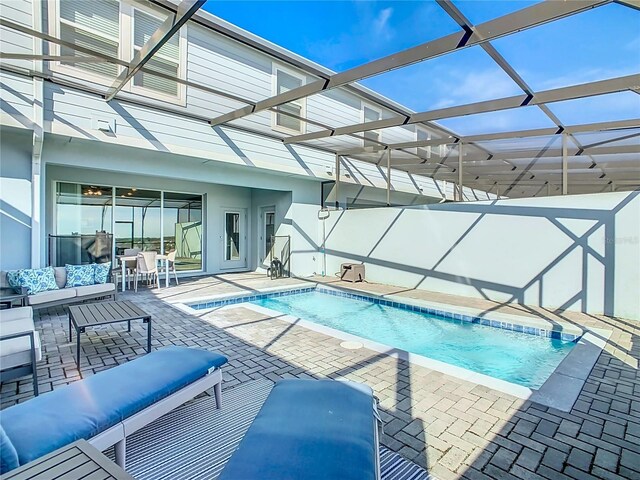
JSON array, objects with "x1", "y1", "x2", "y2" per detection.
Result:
[
  {"x1": 134, "y1": 252, "x2": 159, "y2": 292},
  {"x1": 159, "y1": 250, "x2": 179, "y2": 286},
  {"x1": 123, "y1": 248, "x2": 141, "y2": 290}
]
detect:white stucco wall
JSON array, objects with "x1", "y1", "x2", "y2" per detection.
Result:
[{"x1": 320, "y1": 192, "x2": 640, "y2": 320}]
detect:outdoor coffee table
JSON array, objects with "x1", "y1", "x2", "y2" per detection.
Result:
[
  {"x1": 2, "y1": 439, "x2": 134, "y2": 480},
  {"x1": 68, "y1": 301, "x2": 152, "y2": 369}
]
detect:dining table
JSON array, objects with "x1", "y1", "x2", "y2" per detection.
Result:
[{"x1": 116, "y1": 253, "x2": 169, "y2": 292}]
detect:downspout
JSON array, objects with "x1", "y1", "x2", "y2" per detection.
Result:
[{"x1": 31, "y1": 0, "x2": 44, "y2": 268}]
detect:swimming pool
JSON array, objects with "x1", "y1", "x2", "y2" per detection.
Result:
[{"x1": 243, "y1": 290, "x2": 576, "y2": 389}]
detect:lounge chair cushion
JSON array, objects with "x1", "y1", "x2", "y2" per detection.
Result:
[
  {"x1": 0, "y1": 426, "x2": 19, "y2": 473},
  {"x1": 1, "y1": 346, "x2": 227, "y2": 467},
  {"x1": 219, "y1": 379, "x2": 377, "y2": 480}
]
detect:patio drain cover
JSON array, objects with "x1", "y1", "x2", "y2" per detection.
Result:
[{"x1": 340, "y1": 340, "x2": 363, "y2": 350}]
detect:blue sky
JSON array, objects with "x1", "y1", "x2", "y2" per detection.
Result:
[{"x1": 203, "y1": 1, "x2": 640, "y2": 134}]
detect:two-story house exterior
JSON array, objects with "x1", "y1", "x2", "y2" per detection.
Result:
[{"x1": 0, "y1": 0, "x2": 493, "y2": 276}]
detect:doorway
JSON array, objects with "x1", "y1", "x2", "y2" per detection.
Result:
[
  {"x1": 222, "y1": 209, "x2": 247, "y2": 269},
  {"x1": 260, "y1": 207, "x2": 276, "y2": 268}
]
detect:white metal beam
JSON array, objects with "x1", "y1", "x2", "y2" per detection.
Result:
[
  {"x1": 209, "y1": 0, "x2": 609, "y2": 126},
  {"x1": 284, "y1": 74, "x2": 640, "y2": 144},
  {"x1": 105, "y1": 0, "x2": 205, "y2": 101},
  {"x1": 338, "y1": 119, "x2": 640, "y2": 156}
]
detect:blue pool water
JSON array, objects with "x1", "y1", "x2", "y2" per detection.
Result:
[{"x1": 251, "y1": 291, "x2": 575, "y2": 388}]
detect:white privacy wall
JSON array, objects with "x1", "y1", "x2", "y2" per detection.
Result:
[{"x1": 320, "y1": 191, "x2": 640, "y2": 320}]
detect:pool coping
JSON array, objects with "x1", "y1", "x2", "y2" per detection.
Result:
[{"x1": 173, "y1": 283, "x2": 612, "y2": 411}]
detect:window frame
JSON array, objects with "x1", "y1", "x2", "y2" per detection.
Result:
[
  {"x1": 361, "y1": 104, "x2": 382, "y2": 148},
  {"x1": 48, "y1": 0, "x2": 124, "y2": 86},
  {"x1": 271, "y1": 64, "x2": 307, "y2": 135},
  {"x1": 48, "y1": 0, "x2": 187, "y2": 105},
  {"x1": 122, "y1": 1, "x2": 187, "y2": 104}
]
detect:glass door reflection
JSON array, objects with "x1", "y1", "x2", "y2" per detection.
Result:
[{"x1": 114, "y1": 188, "x2": 161, "y2": 255}]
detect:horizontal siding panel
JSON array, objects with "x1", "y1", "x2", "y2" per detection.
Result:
[
  {"x1": 188, "y1": 25, "x2": 271, "y2": 74},
  {"x1": 0, "y1": 71, "x2": 34, "y2": 96},
  {"x1": 0, "y1": 70, "x2": 33, "y2": 128}
]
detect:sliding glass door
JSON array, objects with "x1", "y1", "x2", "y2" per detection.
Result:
[
  {"x1": 163, "y1": 192, "x2": 202, "y2": 271},
  {"x1": 55, "y1": 182, "x2": 204, "y2": 271}
]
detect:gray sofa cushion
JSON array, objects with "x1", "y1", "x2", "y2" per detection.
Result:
[
  {"x1": 75, "y1": 283, "x2": 115, "y2": 297},
  {"x1": 27, "y1": 288, "x2": 76, "y2": 306}
]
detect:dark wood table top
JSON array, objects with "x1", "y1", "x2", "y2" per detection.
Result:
[
  {"x1": 69, "y1": 301, "x2": 150, "y2": 328},
  {"x1": 3, "y1": 440, "x2": 134, "y2": 480}
]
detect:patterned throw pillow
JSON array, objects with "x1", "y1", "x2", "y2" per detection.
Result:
[
  {"x1": 93, "y1": 262, "x2": 111, "y2": 284},
  {"x1": 65, "y1": 264, "x2": 95, "y2": 288},
  {"x1": 7, "y1": 267, "x2": 59, "y2": 295},
  {"x1": 6, "y1": 271, "x2": 20, "y2": 293}
]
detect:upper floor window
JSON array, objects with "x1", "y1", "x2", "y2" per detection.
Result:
[
  {"x1": 362, "y1": 105, "x2": 381, "y2": 147},
  {"x1": 59, "y1": 0, "x2": 120, "y2": 78},
  {"x1": 416, "y1": 128, "x2": 431, "y2": 159},
  {"x1": 272, "y1": 67, "x2": 306, "y2": 134},
  {"x1": 131, "y1": 8, "x2": 180, "y2": 97},
  {"x1": 51, "y1": 0, "x2": 186, "y2": 104}
]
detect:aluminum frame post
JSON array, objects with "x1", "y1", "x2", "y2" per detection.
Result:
[
  {"x1": 335, "y1": 154, "x2": 340, "y2": 210},
  {"x1": 458, "y1": 144, "x2": 464, "y2": 201},
  {"x1": 386, "y1": 149, "x2": 391, "y2": 206},
  {"x1": 562, "y1": 133, "x2": 568, "y2": 195}
]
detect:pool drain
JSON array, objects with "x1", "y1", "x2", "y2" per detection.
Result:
[{"x1": 340, "y1": 341, "x2": 363, "y2": 350}]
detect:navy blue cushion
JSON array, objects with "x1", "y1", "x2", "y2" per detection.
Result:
[
  {"x1": 1, "y1": 346, "x2": 227, "y2": 467},
  {"x1": 219, "y1": 379, "x2": 377, "y2": 480},
  {"x1": 0, "y1": 426, "x2": 19, "y2": 474}
]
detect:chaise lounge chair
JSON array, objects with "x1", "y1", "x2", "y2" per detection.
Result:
[
  {"x1": 218, "y1": 379, "x2": 381, "y2": 480},
  {"x1": 0, "y1": 346, "x2": 227, "y2": 474}
]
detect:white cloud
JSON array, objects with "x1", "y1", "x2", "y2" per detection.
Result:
[
  {"x1": 305, "y1": 5, "x2": 396, "y2": 69},
  {"x1": 431, "y1": 69, "x2": 521, "y2": 109},
  {"x1": 373, "y1": 8, "x2": 393, "y2": 40}
]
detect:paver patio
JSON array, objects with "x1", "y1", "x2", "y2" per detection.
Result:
[{"x1": 1, "y1": 273, "x2": 638, "y2": 480}]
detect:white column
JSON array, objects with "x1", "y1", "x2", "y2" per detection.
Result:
[
  {"x1": 562, "y1": 133, "x2": 568, "y2": 195},
  {"x1": 386, "y1": 149, "x2": 391, "y2": 206},
  {"x1": 334, "y1": 153, "x2": 340, "y2": 209},
  {"x1": 458, "y1": 143, "x2": 463, "y2": 201}
]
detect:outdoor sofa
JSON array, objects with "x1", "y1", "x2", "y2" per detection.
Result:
[
  {"x1": 1, "y1": 266, "x2": 116, "y2": 310},
  {"x1": 219, "y1": 379, "x2": 381, "y2": 480},
  {"x1": 0, "y1": 346, "x2": 227, "y2": 474}
]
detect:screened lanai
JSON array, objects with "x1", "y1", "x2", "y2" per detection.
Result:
[{"x1": 1, "y1": 0, "x2": 638, "y2": 200}]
